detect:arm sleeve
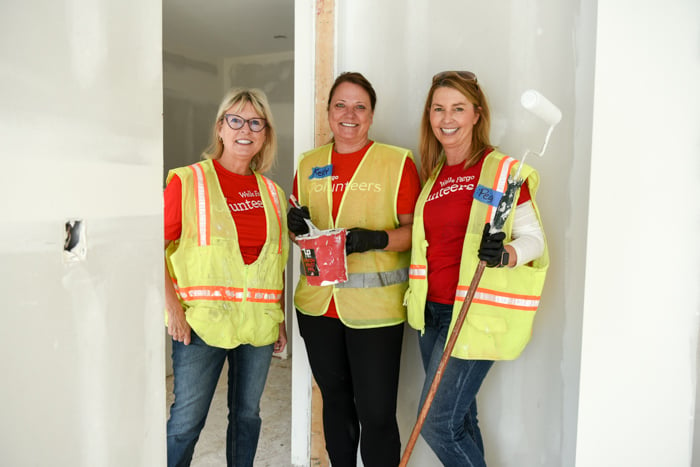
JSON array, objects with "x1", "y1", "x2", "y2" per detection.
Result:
[
  {"x1": 509, "y1": 200, "x2": 545, "y2": 266},
  {"x1": 164, "y1": 175, "x2": 183, "y2": 241},
  {"x1": 517, "y1": 180, "x2": 532, "y2": 205},
  {"x1": 397, "y1": 157, "x2": 422, "y2": 215}
]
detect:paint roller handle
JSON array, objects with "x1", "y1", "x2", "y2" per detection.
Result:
[{"x1": 521, "y1": 89, "x2": 562, "y2": 127}]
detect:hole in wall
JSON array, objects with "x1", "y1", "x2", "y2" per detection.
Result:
[{"x1": 63, "y1": 219, "x2": 86, "y2": 262}]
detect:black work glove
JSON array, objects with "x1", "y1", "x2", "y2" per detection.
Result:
[
  {"x1": 345, "y1": 228, "x2": 389, "y2": 255},
  {"x1": 478, "y1": 223, "x2": 507, "y2": 268},
  {"x1": 287, "y1": 206, "x2": 311, "y2": 236}
]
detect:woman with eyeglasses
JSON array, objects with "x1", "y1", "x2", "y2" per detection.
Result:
[
  {"x1": 163, "y1": 88, "x2": 288, "y2": 467},
  {"x1": 404, "y1": 71, "x2": 548, "y2": 466},
  {"x1": 287, "y1": 72, "x2": 421, "y2": 467}
]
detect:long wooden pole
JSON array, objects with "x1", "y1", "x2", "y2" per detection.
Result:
[{"x1": 399, "y1": 260, "x2": 487, "y2": 466}]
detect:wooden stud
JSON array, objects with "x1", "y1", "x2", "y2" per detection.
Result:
[{"x1": 310, "y1": 1, "x2": 334, "y2": 466}]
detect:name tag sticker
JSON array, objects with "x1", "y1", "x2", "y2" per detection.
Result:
[
  {"x1": 473, "y1": 185, "x2": 503, "y2": 207},
  {"x1": 309, "y1": 164, "x2": 333, "y2": 179}
]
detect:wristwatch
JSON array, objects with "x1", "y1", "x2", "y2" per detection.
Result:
[{"x1": 499, "y1": 249, "x2": 510, "y2": 268}]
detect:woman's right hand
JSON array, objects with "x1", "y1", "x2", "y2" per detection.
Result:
[
  {"x1": 287, "y1": 205, "x2": 311, "y2": 236},
  {"x1": 167, "y1": 302, "x2": 191, "y2": 345},
  {"x1": 165, "y1": 239, "x2": 191, "y2": 345}
]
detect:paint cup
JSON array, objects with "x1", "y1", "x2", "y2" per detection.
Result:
[{"x1": 296, "y1": 228, "x2": 348, "y2": 286}]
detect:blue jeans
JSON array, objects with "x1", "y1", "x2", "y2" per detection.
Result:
[
  {"x1": 167, "y1": 330, "x2": 274, "y2": 467},
  {"x1": 418, "y1": 301, "x2": 494, "y2": 467}
]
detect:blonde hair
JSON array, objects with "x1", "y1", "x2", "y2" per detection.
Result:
[
  {"x1": 418, "y1": 72, "x2": 492, "y2": 181},
  {"x1": 201, "y1": 87, "x2": 278, "y2": 174}
]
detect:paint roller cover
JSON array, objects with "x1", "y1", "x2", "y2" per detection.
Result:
[{"x1": 521, "y1": 90, "x2": 562, "y2": 126}]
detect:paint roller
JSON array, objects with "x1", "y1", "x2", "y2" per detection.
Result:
[
  {"x1": 521, "y1": 89, "x2": 562, "y2": 127},
  {"x1": 513, "y1": 89, "x2": 562, "y2": 180},
  {"x1": 490, "y1": 90, "x2": 562, "y2": 229}
]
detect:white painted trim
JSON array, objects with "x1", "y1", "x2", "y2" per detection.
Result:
[{"x1": 291, "y1": 1, "x2": 316, "y2": 465}]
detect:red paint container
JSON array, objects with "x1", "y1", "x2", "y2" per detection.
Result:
[{"x1": 296, "y1": 228, "x2": 348, "y2": 286}]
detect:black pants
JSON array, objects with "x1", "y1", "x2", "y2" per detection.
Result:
[{"x1": 296, "y1": 310, "x2": 403, "y2": 467}]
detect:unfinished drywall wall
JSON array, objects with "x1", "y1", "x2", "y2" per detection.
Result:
[
  {"x1": 333, "y1": 0, "x2": 586, "y2": 465},
  {"x1": 0, "y1": 0, "x2": 165, "y2": 465},
  {"x1": 163, "y1": 52, "x2": 222, "y2": 181}
]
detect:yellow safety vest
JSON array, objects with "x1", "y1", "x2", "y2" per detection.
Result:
[
  {"x1": 165, "y1": 159, "x2": 289, "y2": 349},
  {"x1": 294, "y1": 142, "x2": 413, "y2": 328},
  {"x1": 405, "y1": 150, "x2": 549, "y2": 360}
]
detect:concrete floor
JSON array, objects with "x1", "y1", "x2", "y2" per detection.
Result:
[{"x1": 166, "y1": 357, "x2": 292, "y2": 466}]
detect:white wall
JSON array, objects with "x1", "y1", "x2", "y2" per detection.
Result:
[
  {"x1": 576, "y1": 1, "x2": 700, "y2": 466},
  {"x1": 294, "y1": 0, "x2": 700, "y2": 465},
  {"x1": 0, "y1": 0, "x2": 165, "y2": 465}
]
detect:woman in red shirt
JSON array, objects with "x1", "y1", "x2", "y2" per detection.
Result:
[
  {"x1": 408, "y1": 71, "x2": 547, "y2": 466},
  {"x1": 163, "y1": 88, "x2": 288, "y2": 467},
  {"x1": 288, "y1": 72, "x2": 421, "y2": 467}
]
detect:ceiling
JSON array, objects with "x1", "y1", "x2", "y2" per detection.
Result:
[{"x1": 163, "y1": 0, "x2": 294, "y2": 59}]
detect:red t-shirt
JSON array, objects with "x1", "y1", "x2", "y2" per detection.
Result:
[
  {"x1": 293, "y1": 141, "x2": 421, "y2": 318},
  {"x1": 424, "y1": 152, "x2": 531, "y2": 304},
  {"x1": 164, "y1": 159, "x2": 267, "y2": 265}
]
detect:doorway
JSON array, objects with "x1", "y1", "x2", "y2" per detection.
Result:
[{"x1": 162, "y1": 1, "x2": 295, "y2": 464}]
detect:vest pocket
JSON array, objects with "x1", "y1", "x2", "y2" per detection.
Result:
[
  {"x1": 459, "y1": 309, "x2": 534, "y2": 360},
  {"x1": 403, "y1": 286, "x2": 425, "y2": 331},
  {"x1": 455, "y1": 312, "x2": 509, "y2": 359},
  {"x1": 467, "y1": 314, "x2": 508, "y2": 334}
]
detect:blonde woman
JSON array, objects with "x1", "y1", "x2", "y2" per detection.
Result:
[{"x1": 163, "y1": 88, "x2": 288, "y2": 467}]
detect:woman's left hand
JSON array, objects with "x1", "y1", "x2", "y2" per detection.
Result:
[{"x1": 274, "y1": 322, "x2": 287, "y2": 353}]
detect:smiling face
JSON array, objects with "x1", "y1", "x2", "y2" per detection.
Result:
[
  {"x1": 328, "y1": 81, "x2": 374, "y2": 153},
  {"x1": 217, "y1": 101, "x2": 267, "y2": 174},
  {"x1": 429, "y1": 86, "x2": 480, "y2": 163}
]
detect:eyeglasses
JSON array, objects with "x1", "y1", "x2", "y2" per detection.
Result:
[
  {"x1": 222, "y1": 114, "x2": 267, "y2": 132},
  {"x1": 432, "y1": 71, "x2": 478, "y2": 83}
]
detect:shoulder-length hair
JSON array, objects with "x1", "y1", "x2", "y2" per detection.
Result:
[
  {"x1": 201, "y1": 87, "x2": 278, "y2": 174},
  {"x1": 418, "y1": 72, "x2": 492, "y2": 181}
]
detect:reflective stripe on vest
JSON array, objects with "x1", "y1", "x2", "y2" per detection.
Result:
[
  {"x1": 261, "y1": 176, "x2": 283, "y2": 254},
  {"x1": 176, "y1": 284, "x2": 282, "y2": 303},
  {"x1": 409, "y1": 264, "x2": 427, "y2": 280},
  {"x1": 485, "y1": 156, "x2": 518, "y2": 225},
  {"x1": 190, "y1": 163, "x2": 211, "y2": 247},
  {"x1": 247, "y1": 288, "x2": 284, "y2": 303},
  {"x1": 455, "y1": 286, "x2": 540, "y2": 311},
  {"x1": 299, "y1": 264, "x2": 408, "y2": 288}
]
